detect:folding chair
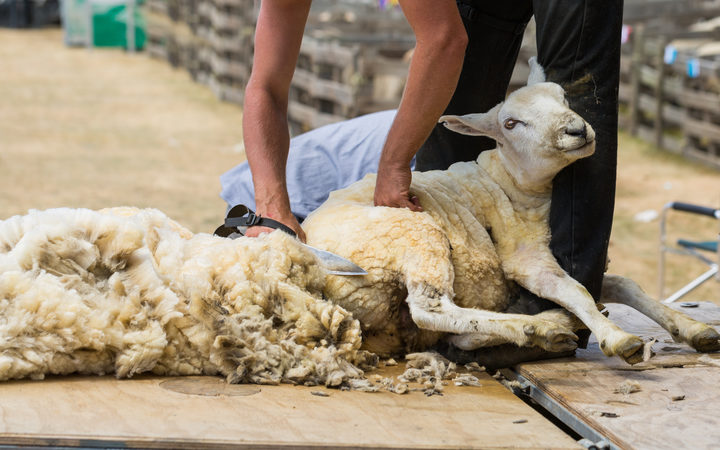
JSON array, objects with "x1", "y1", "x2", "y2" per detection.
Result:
[{"x1": 659, "y1": 201, "x2": 720, "y2": 304}]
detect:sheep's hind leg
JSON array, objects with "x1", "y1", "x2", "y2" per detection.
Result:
[
  {"x1": 406, "y1": 283, "x2": 578, "y2": 352},
  {"x1": 449, "y1": 308, "x2": 583, "y2": 352},
  {"x1": 601, "y1": 274, "x2": 720, "y2": 352},
  {"x1": 507, "y1": 262, "x2": 645, "y2": 364}
]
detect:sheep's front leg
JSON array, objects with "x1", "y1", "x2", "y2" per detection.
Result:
[
  {"x1": 405, "y1": 283, "x2": 578, "y2": 352},
  {"x1": 507, "y1": 254, "x2": 645, "y2": 364},
  {"x1": 601, "y1": 274, "x2": 720, "y2": 352}
]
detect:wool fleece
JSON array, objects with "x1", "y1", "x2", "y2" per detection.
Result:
[{"x1": 0, "y1": 208, "x2": 375, "y2": 385}]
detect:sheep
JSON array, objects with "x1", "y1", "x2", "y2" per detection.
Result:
[
  {"x1": 301, "y1": 58, "x2": 720, "y2": 364},
  {"x1": 0, "y1": 60, "x2": 717, "y2": 386},
  {"x1": 0, "y1": 207, "x2": 376, "y2": 385}
]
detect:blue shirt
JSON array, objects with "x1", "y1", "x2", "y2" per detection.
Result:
[{"x1": 221, "y1": 110, "x2": 411, "y2": 220}]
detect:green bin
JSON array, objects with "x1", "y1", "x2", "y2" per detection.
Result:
[{"x1": 61, "y1": 0, "x2": 145, "y2": 50}]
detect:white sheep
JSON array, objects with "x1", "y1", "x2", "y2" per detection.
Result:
[
  {"x1": 302, "y1": 59, "x2": 720, "y2": 364},
  {"x1": 0, "y1": 60, "x2": 716, "y2": 386}
]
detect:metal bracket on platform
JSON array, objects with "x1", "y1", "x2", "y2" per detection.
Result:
[
  {"x1": 578, "y1": 438, "x2": 612, "y2": 450},
  {"x1": 501, "y1": 369, "x2": 620, "y2": 450}
]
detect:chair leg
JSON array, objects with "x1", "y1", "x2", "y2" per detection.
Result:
[
  {"x1": 663, "y1": 265, "x2": 719, "y2": 304},
  {"x1": 658, "y1": 201, "x2": 720, "y2": 302}
]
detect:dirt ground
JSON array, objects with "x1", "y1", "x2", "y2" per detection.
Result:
[
  {"x1": 1, "y1": 28, "x2": 718, "y2": 303},
  {"x1": 0, "y1": 28, "x2": 242, "y2": 232}
]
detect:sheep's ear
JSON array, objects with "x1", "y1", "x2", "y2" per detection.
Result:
[
  {"x1": 439, "y1": 103, "x2": 502, "y2": 139},
  {"x1": 527, "y1": 57, "x2": 546, "y2": 85}
]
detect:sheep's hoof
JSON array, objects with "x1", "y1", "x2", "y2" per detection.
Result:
[
  {"x1": 527, "y1": 322, "x2": 578, "y2": 352},
  {"x1": 602, "y1": 334, "x2": 644, "y2": 365},
  {"x1": 691, "y1": 326, "x2": 720, "y2": 353},
  {"x1": 544, "y1": 329, "x2": 579, "y2": 352}
]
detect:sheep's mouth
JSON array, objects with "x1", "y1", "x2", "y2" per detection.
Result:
[{"x1": 563, "y1": 140, "x2": 595, "y2": 157}]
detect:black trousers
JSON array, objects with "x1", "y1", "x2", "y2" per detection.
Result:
[{"x1": 416, "y1": 0, "x2": 624, "y2": 303}]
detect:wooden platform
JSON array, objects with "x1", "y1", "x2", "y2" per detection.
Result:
[
  {"x1": 4, "y1": 303, "x2": 715, "y2": 449},
  {"x1": 0, "y1": 366, "x2": 578, "y2": 449},
  {"x1": 511, "y1": 302, "x2": 720, "y2": 450}
]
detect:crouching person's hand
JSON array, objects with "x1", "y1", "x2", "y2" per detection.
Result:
[
  {"x1": 244, "y1": 207, "x2": 307, "y2": 243},
  {"x1": 374, "y1": 163, "x2": 423, "y2": 212}
]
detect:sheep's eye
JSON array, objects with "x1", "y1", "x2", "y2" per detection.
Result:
[{"x1": 504, "y1": 118, "x2": 522, "y2": 130}]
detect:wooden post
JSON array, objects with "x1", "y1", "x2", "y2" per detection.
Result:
[
  {"x1": 628, "y1": 23, "x2": 645, "y2": 136},
  {"x1": 654, "y1": 36, "x2": 667, "y2": 149}
]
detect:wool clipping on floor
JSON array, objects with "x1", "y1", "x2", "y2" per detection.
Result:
[{"x1": 0, "y1": 207, "x2": 376, "y2": 387}]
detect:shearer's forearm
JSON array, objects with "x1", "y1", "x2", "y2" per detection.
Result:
[
  {"x1": 243, "y1": 84, "x2": 292, "y2": 217},
  {"x1": 380, "y1": 44, "x2": 465, "y2": 170},
  {"x1": 379, "y1": 0, "x2": 467, "y2": 170},
  {"x1": 241, "y1": 0, "x2": 311, "y2": 222}
]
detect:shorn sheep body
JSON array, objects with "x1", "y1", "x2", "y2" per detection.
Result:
[
  {"x1": 0, "y1": 59, "x2": 717, "y2": 384},
  {"x1": 303, "y1": 59, "x2": 720, "y2": 363}
]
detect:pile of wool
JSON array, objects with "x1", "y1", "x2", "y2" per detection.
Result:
[
  {"x1": 0, "y1": 207, "x2": 376, "y2": 386},
  {"x1": 357, "y1": 352, "x2": 484, "y2": 395}
]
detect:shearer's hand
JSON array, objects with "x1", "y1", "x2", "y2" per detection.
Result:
[
  {"x1": 374, "y1": 162, "x2": 423, "y2": 212},
  {"x1": 244, "y1": 205, "x2": 307, "y2": 242}
]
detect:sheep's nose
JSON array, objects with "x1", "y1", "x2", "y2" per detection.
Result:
[{"x1": 565, "y1": 120, "x2": 587, "y2": 139}]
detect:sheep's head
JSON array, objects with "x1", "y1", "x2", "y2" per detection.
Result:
[{"x1": 439, "y1": 58, "x2": 595, "y2": 192}]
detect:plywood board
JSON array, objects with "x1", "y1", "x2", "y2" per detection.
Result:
[
  {"x1": 515, "y1": 302, "x2": 720, "y2": 450},
  {"x1": 0, "y1": 365, "x2": 578, "y2": 449}
]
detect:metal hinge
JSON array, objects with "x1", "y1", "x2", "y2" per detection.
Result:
[{"x1": 578, "y1": 438, "x2": 611, "y2": 450}]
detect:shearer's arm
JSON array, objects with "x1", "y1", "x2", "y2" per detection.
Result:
[
  {"x1": 374, "y1": 0, "x2": 467, "y2": 211},
  {"x1": 242, "y1": 0, "x2": 311, "y2": 241}
]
